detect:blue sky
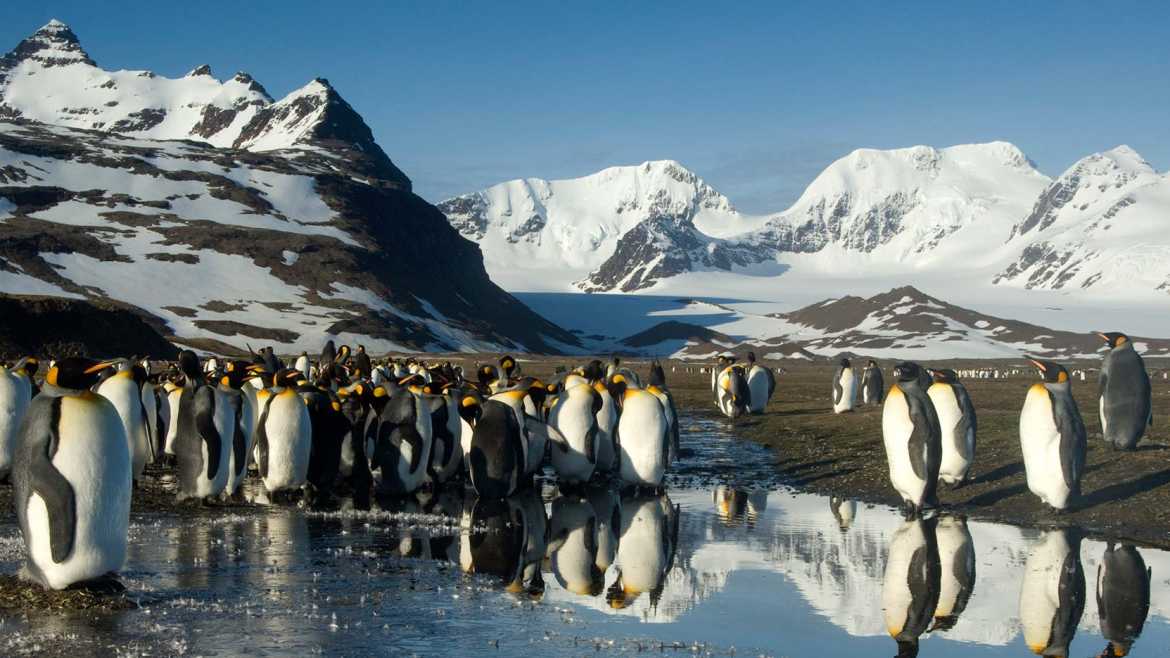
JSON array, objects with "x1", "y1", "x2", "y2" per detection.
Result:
[{"x1": 3, "y1": 1, "x2": 1168, "y2": 212}]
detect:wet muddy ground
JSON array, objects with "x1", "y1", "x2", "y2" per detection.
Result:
[{"x1": 660, "y1": 360, "x2": 1170, "y2": 549}]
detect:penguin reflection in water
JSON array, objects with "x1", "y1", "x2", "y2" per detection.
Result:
[
  {"x1": 13, "y1": 357, "x2": 131, "y2": 590},
  {"x1": 606, "y1": 493, "x2": 679, "y2": 610},
  {"x1": 1096, "y1": 543, "x2": 1151, "y2": 658},
  {"x1": 1019, "y1": 529, "x2": 1085, "y2": 657},
  {"x1": 1020, "y1": 360, "x2": 1086, "y2": 512},
  {"x1": 881, "y1": 517, "x2": 941, "y2": 658},
  {"x1": 930, "y1": 516, "x2": 976, "y2": 633},
  {"x1": 882, "y1": 362, "x2": 942, "y2": 518},
  {"x1": 1096, "y1": 331, "x2": 1152, "y2": 451},
  {"x1": 462, "y1": 493, "x2": 547, "y2": 597},
  {"x1": 547, "y1": 494, "x2": 605, "y2": 597}
]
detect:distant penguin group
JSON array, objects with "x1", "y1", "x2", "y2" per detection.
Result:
[{"x1": 709, "y1": 352, "x2": 777, "y2": 419}]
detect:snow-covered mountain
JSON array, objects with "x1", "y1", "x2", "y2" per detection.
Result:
[
  {"x1": 436, "y1": 160, "x2": 747, "y2": 290},
  {"x1": 995, "y1": 146, "x2": 1170, "y2": 293},
  {"x1": 0, "y1": 20, "x2": 410, "y2": 187},
  {"x1": 446, "y1": 141, "x2": 1170, "y2": 329},
  {"x1": 0, "y1": 20, "x2": 576, "y2": 355}
]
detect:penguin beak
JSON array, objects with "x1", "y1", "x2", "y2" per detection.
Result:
[
  {"x1": 1029, "y1": 359, "x2": 1046, "y2": 372},
  {"x1": 84, "y1": 359, "x2": 121, "y2": 374}
]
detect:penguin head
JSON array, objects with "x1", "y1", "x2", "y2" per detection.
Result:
[
  {"x1": 45, "y1": 357, "x2": 121, "y2": 390},
  {"x1": 583, "y1": 359, "x2": 604, "y2": 383},
  {"x1": 220, "y1": 360, "x2": 252, "y2": 389},
  {"x1": 1095, "y1": 331, "x2": 1130, "y2": 349},
  {"x1": 839, "y1": 357, "x2": 851, "y2": 369},
  {"x1": 14, "y1": 356, "x2": 39, "y2": 378},
  {"x1": 648, "y1": 360, "x2": 667, "y2": 388},
  {"x1": 274, "y1": 368, "x2": 302, "y2": 388},
  {"x1": 867, "y1": 360, "x2": 878, "y2": 368},
  {"x1": 927, "y1": 368, "x2": 958, "y2": 384},
  {"x1": 499, "y1": 354, "x2": 517, "y2": 378},
  {"x1": 458, "y1": 392, "x2": 483, "y2": 426},
  {"x1": 1030, "y1": 359, "x2": 1070, "y2": 384},
  {"x1": 892, "y1": 362, "x2": 925, "y2": 385},
  {"x1": 728, "y1": 367, "x2": 751, "y2": 412},
  {"x1": 606, "y1": 374, "x2": 629, "y2": 407},
  {"x1": 130, "y1": 363, "x2": 149, "y2": 387},
  {"x1": 177, "y1": 350, "x2": 202, "y2": 380},
  {"x1": 477, "y1": 364, "x2": 498, "y2": 387}
]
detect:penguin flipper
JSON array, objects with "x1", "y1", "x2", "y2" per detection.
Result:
[
  {"x1": 229, "y1": 394, "x2": 247, "y2": 477},
  {"x1": 193, "y1": 387, "x2": 222, "y2": 480},
  {"x1": 254, "y1": 394, "x2": 276, "y2": 480},
  {"x1": 1050, "y1": 391, "x2": 1087, "y2": 495},
  {"x1": 832, "y1": 372, "x2": 843, "y2": 405},
  {"x1": 30, "y1": 457, "x2": 76, "y2": 564},
  {"x1": 20, "y1": 398, "x2": 77, "y2": 564}
]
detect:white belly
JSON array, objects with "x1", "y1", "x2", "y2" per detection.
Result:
[
  {"x1": 97, "y1": 375, "x2": 149, "y2": 480},
  {"x1": 164, "y1": 388, "x2": 184, "y2": 455},
  {"x1": 0, "y1": 369, "x2": 32, "y2": 478},
  {"x1": 1020, "y1": 387, "x2": 1070, "y2": 509},
  {"x1": 261, "y1": 391, "x2": 312, "y2": 492},
  {"x1": 834, "y1": 371, "x2": 857, "y2": 413},
  {"x1": 882, "y1": 387, "x2": 927, "y2": 506},
  {"x1": 934, "y1": 516, "x2": 973, "y2": 618},
  {"x1": 616, "y1": 392, "x2": 667, "y2": 487},
  {"x1": 548, "y1": 385, "x2": 598, "y2": 484},
  {"x1": 593, "y1": 389, "x2": 618, "y2": 473},
  {"x1": 747, "y1": 366, "x2": 771, "y2": 413},
  {"x1": 26, "y1": 394, "x2": 131, "y2": 589},
  {"x1": 929, "y1": 384, "x2": 970, "y2": 484}
]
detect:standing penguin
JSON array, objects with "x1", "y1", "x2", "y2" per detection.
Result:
[
  {"x1": 711, "y1": 355, "x2": 732, "y2": 408},
  {"x1": 95, "y1": 360, "x2": 153, "y2": 485},
  {"x1": 12, "y1": 357, "x2": 131, "y2": 590},
  {"x1": 461, "y1": 397, "x2": 526, "y2": 499},
  {"x1": 609, "y1": 375, "x2": 670, "y2": 490},
  {"x1": 1097, "y1": 543, "x2": 1151, "y2": 658},
  {"x1": 646, "y1": 361, "x2": 680, "y2": 464},
  {"x1": 832, "y1": 358, "x2": 858, "y2": 413},
  {"x1": 253, "y1": 369, "x2": 313, "y2": 498},
  {"x1": 173, "y1": 351, "x2": 233, "y2": 501},
  {"x1": 1097, "y1": 332, "x2": 1152, "y2": 451},
  {"x1": 715, "y1": 364, "x2": 751, "y2": 419},
  {"x1": 547, "y1": 382, "x2": 603, "y2": 485},
  {"x1": 368, "y1": 382, "x2": 433, "y2": 496},
  {"x1": 881, "y1": 518, "x2": 941, "y2": 657},
  {"x1": 0, "y1": 357, "x2": 36, "y2": 482},
  {"x1": 861, "y1": 360, "x2": 885, "y2": 406},
  {"x1": 744, "y1": 352, "x2": 776, "y2": 414},
  {"x1": 1020, "y1": 360, "x2": 1086, "y2": 512},
  {"x1": 882, "y1": 362, "x2": 942, "y2": 517},
  {"x1": 217, "y1": 361, "x2": 255, "y2": 499},
  {"x1": 426, "y1": 384, "x2": 464, "y2": 486},
  {"x1": 592, "y1": 378, "x2": 619, "y2": 475},
  {"x1": 926, "y1": 369, "x2": 977, "y2": 487},
  {"x1": 931, "y1": 515, "x2": 976, "y2": 632},
  {"x1": 1019, "y1": 529, "x2": 1085, "y2": 656}
]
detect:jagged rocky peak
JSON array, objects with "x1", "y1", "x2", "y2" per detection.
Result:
[
  {"x1": 186, "y1": 64, "x2": 213, "y2": 77},
  {"x1": 1009, "y1": 144, "x2": 1158, "y2": 239},
  {"x1": 0, "y1": 19, "x2": 95, "y2": 70}
]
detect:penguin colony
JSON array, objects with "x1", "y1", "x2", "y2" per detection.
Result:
[
  {"x1": 867, "y1": 330, "x2": 1151, "y2": 518},
  {"x1": 0, "y1": 346, "x2": 683, "y2": 590}
]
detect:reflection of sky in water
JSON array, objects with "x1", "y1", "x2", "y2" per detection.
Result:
[{"x1": 0, "y1": 414, "x2": 1166, "y2": 656}]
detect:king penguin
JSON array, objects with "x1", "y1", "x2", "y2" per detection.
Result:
[
  {"x1": 744, "y1": 352, "x2": 776, "y2": 414},
  {"x1": 547, "y1": 381, "x2": 603, "y2": 485},
  {"x1": 12, "y1": 357, "x2": 131, "y2": 590},
  {"x1": 253, "y1": 368, "x2": 313, "y2": 498},
  {"x1": 832, "y1": 358, "x2": 858, "y2": 413},
  {"x1": 715, "y1": 364, "x2": 751, "y2": 419},
  {"x1": 609, "y1": 375, "x2": 670, "y2": 489},
  {"x1": 1019, "y1": 529, "x2": 1085, "y2": 656},
  {"x1": 368, "y1": 380, "x2": 433, "y2": 496},
  {"x1": 882, "y1": 362, "x2": 942, "y2": 517},
  {"x1": 173, "y1": 351, "x2": 233, "y2": 501},
  {"x1": 861, "y1": 359, "x2": 885, "y2": 406},
  {"x1": 217, "y1": 361, "x2": 256, "y2": 499},
  {"x1": 1020, "y1": 359, "x2": 1086, "y2": 512},
  {"x1": 95, "y1": 360, "x2": 153, "y2": 485},
  {"x1": 926, "y1": 369, "x2": 977, "y2": 487},
  {"x1": 461, "y1": 396, "x2": 526, "y2": 499},
  {"x1": 0, "y1": 357, "x2": 36, "y2": 482},
  {"x1": 1097, "y1": 332, "x2": 1152, "y2": 451}
]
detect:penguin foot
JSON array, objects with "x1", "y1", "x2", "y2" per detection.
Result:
[{"x1": 67, "y1": 572, "x2": 125, "y2": 594}]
